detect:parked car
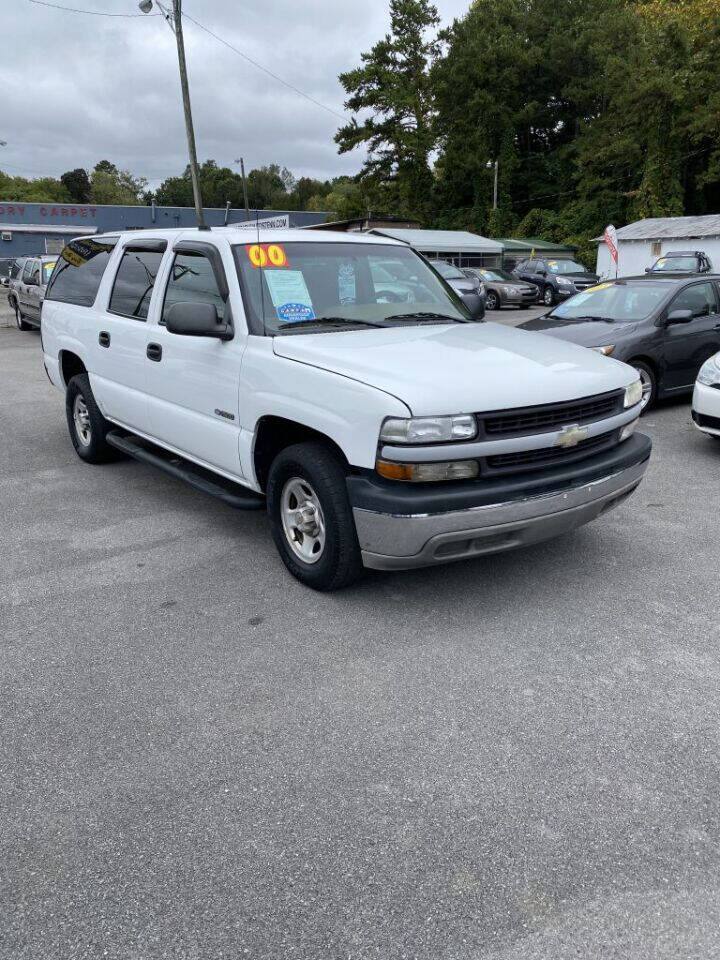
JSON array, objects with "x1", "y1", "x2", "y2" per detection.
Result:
[
  {"x1": 463, "y1": 267, "x2": 538, "y2": 310},
  {"x1": 8, "y1": 255, "x2": 57, "y2": 330},
  {"x1": 519, "y1": 274, "x2": 720, "y2": 411},
  {"x1": 428, "y1": 259, "x2": 485, "y2": 306},
  {"x1": 41, "y1": 228, "x2": 650, "y2": 590},
  {"x1": 514, "y1": 257, "x2": 598, "y2": 307},
  {"x1": 646, "y1": 250, "x2": 712, "y2": 275},
  {"x1": 692, "y1": 350, "x2": 720, "y2": 437}
]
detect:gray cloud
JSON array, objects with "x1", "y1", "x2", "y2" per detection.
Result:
[{"x1": 3, "y1": 0, "x2": 469, "y2": 185}]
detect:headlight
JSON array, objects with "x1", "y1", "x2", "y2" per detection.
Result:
[
  {"x1": 557, "y1": 277, "x2": 573, "y2": 286},
  {"x1": 380, "y1": 414, "x2": 477, "y2": 444},
  {"x1": 624, "y1": 379, "x2": 643, "y2": 408},
  {"x1": 697, "y1": 353, "x2": 720, "y2": 386},
  {"x1": 376, "y1": 459, "x2": 479, "y2": 482},
  {"x1": 591, "y1": 345, "x2": 615, "y2": 356}
]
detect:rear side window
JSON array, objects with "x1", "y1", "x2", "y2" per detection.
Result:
[
  {"x1": 162, "y1": 252, "x2": 226, "y2": 323},
  {"x1": 22, "y1": 260, "x2": 35, "y2": 281},
  {"x1": 108, "y1": 247, "x2": 166, "y2": 320},
  {"x1": 11, "y1": 259, "x2": 24, "y2": 279},
  {"x1": 46, "y1": 238, "x2": 117, "y2": 307}
]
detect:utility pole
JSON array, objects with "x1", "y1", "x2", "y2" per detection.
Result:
[
  {"x1": 235, "y1": 158, "x2": 251, "y2": 219},
  {"x1": 139, "y1": 0, "x2": 206, "y2": 229},
  {"x1": 486, "y1": 159, "x2": 498, "y2": 210}
]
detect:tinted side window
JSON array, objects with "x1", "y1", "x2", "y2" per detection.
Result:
[
  {"x1": 670, "y1": 282, "x2": 717, "y2": 318},
  {"x1": 526, "y1": 260, "x2": 538, "y2": 273},
  {"x1": 162, "y1": 252, "x2": 226, "y2": 323},
  {"x1": 108, "y1": 248, "x2": 165, "y2": 320},
  {"x1": 46, "y1": 239, "x2": 118, "y2": 307},
  {"x1": 22, "y1": 260, "x2": 35, "y2": 281}
]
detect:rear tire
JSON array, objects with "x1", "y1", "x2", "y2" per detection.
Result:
[
  {"x1": 267, "y1": 441, "x2": 364, "y2": 591},
  {"x1": 65, "y1": 373, "x2": 117, "y2": 463},
  {"x1": 13, "y1": 300, "x2": 31, "y2": 331}
]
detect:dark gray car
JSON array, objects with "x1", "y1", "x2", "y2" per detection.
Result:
[
  {"x1": 8, "y1": 255, "x2": 57, "y2": 331},
  {"x1": 514, "y1": 257, "x2": 598, "y2": 307},
  {"x1": 463, "y1": 266, "x2": 538, "y2": 310},
  {"x1": 519, "y1": 274, "x2": 720, "y2": 411},
  {"x1": 428, "y1": 260, "x2": 483, "y2": 297}
]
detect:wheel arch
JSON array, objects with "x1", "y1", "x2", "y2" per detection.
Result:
[
  {"x1": 59, "y1": 349, "x2": 87, "y2": 388},
  {"x1": 253, "y1": 416, "x2": 350, "y2": 493}
]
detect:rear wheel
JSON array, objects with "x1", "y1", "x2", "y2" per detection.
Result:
[
  {"x1": 13, "y1": 300, "x2": 31, "y2": 331},
  {"x1": 630, "y1": 361, "x2": 656, "y2": 413},
  {"x1": 65, "y1": 373, "x2": 117, "y2": 463},
  {"x1": 267, "y1": 441, "x2": 364, "y2": 591},
  {"x1": 485, "y1": 291, "x2": 500, "y2": 310},
  {"x1": 543, "y1": 286, "x2": 555, "y2": 307}
]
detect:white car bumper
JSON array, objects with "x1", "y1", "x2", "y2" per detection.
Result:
[{"x1": 692, "y1": 382, "x2": 720, "y2": 436}]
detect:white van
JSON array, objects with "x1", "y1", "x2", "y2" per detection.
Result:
[{"x1": 41, "y1": 228, "x2": 650, "y2": 590}]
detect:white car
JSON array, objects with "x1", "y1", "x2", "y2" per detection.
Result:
[
  {"x1": 692, "y1": 352, "x2": 720, "y2": 437},
  {"x1": 41, "y1": 227, "x2": 651, "y2": 590}
]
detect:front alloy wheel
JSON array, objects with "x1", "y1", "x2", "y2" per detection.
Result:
[
  {"x1": 543, "y1": 286, "x2": 555, "y2": 306},
  {"x1": 632, "y1": 361, "x2": 656, "y2": 412},
  {"x1": 280, "y1": 477, "x2": 326, "y2": 564},
  {"x1": 485, "y1": 291, "x2": 499, "y2": 311}
]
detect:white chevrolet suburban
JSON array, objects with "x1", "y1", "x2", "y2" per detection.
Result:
[{"x1": 41, "y1": 228, "x2": 651, "y2": 590}]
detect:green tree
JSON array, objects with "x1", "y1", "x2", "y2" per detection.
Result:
[
  {"x1": 335, "y1": 0, "x2": 440, "y2": 221},
  {"x1": 90, "y1": 163, "x2": 147, "y2": 205},
  {"x1": 60, "y1": 168, "x2": 91, "y2": 203},
  {"x1": 0, "y1": 171, "x2": 70, "y2": 203}
]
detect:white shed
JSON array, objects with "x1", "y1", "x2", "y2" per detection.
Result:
[{"x1": 595, "y1": 215, "x2": 720, "y2": 278}]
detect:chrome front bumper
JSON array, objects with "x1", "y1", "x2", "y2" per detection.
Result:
[{"x1": 353, "y1": 458, "x2": 649, "y2": 571}]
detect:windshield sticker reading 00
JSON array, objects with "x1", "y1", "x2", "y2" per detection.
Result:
[
  {"x1": 264, "y1": 269, "x2": 316, "y2": 323},
  {"x1": 246, "y1": 244, "x2": 288, "y2": 269}
]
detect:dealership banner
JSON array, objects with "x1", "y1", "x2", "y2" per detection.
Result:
[
  {"x1": 234, "y1": 215, "x2": 290, "y2": 230},
  {"x1": 603, "y1": 224, "x2": 619, "y2": 264}
]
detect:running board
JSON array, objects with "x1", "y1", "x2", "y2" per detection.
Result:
[{"x1": 106, "y1": 431, "x2": 265, "y2": 511}]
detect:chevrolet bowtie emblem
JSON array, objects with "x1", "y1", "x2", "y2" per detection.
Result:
[{"x1": 555, "y1": 423, "x2": 589, "y2": 448}]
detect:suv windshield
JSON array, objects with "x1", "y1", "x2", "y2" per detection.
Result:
[
  {"x1": 549, "y1": 281, "x2": 668, "y2": 321},
  {"x1": 234, "y1": 242, "x2": 472, "y2": 334},
  {"x1": 42, "y1": 260, "x2": 57, "y2": 284},
  {"x1": 650, "y1": 256, "x2": 697, "y2": 272},
  {"x1": 547, "y1": 260, "x2": 588, "y2": 274}
]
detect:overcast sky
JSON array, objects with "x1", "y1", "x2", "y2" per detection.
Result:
[{"x1": 3, "y1": 0, "x2": 470, "y2": 187}]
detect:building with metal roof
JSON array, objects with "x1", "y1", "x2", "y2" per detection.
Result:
[
  {"x1": 496, "y1": 237, "x2": 577, "y2": 270},
  {"x1": 367, "y1": 228, "x2": 503, "y2": 267},
  {"x1": 594, "y1": 215, "x2": 720, "y2": 277}
]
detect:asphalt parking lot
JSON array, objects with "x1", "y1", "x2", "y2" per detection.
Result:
[{"x1": 3, "y1": 317, "x2": 720, "y2": 959}]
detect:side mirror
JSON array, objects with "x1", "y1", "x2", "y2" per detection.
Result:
[
  {"x1": 666, "y1": 308, "x2": 694, "y2": 325},
  {"x1": 461, "y1": 292, "x2": 485, "y2": 321},
  {"x1": 165, "y1": 301, "x2": 233, "y2": 340},
  {"x1": 645, "y1": 267, "x2": 652, "y2": 274},
  {"x1": 537, "y1": 268, "x2": 547, "y2": 277}
]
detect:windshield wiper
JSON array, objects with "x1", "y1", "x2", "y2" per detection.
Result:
[
  {"x1": 278, "y1": 315, "x2": 389, "y2": 330},
  {"x1": 558, "y1": 314, "x2": 615, "y2": 323},
  {"x1": 384, "y1": 311, "x2": 468, "y2": 323}
]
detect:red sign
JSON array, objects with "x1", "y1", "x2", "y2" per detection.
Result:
[{"x1": 0, "y1": 204, "x2": 97, "y2": 219}]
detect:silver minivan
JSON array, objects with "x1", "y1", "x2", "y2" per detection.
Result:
[{"x1": 9, "y1": 255, "x2": 57, "y2": 330}]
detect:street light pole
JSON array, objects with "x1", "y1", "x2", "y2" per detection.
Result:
[
  {"x1": 234, "y1": 158, "x2": 251, "y2": 219},
  {"x1": 486, "y1": 159, "x2": 498, "y2": 210},
  {"x1": 139, "y1": 0, "x2": 206, "y2": 229}
]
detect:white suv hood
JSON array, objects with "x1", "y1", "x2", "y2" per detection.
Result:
[{"x1": 273, "y1": 322, "x2": 635, "y2": 415}]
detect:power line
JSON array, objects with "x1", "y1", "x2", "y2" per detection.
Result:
[
  {"x1": 181, "y1": 12, "x2": 346, "y2": 122},
  {"x1": 27, "y1": 0, "x2": 160, "y2": 16},
  {"x1": 24, "y1": 0, "x2": 346, "y2": 121}
]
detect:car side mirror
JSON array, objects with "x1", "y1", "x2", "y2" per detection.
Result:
[
  {"x1": 165, "y1": 301, "x2": 233, "y2": 340},
  {"x1": 645, "y1": 267, "x2": 652, "y2": 274},
  {"x1": 666, "y1": 308, "x2": 694, "y2": 325},
  {"x1": 537, "y1": 268, "x2": 547, "y2": 277},
  {"x1": 461, "y1": 292, "x2": 484, "y2": 321}
]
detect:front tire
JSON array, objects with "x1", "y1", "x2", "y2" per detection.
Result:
[
  {"x1": 485, "y1": 291, "x2": 500, "y2": 311},
  {"x1": 543, "y1": 286, "x2": 555, "y2": 307},
  {"x1": 631, "y1": 361, "x2": 656, "y2": 413},
  {"x1": 65, "y1": 373, "x2": 117, "y2": 463},
  {"x1": 267, "y1": 442, "x2": 364, "y2": 591},
  {"x1": 13, "y1": 300, "x2": 31, "y2": 331}
]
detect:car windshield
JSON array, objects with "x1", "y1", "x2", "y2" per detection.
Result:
[
  {"x1": 651, "y1": 256, "x2": 697, "y2": 272},
  {"x1": 547, "y1": 260, "x2": 588, "y2": 274},
  {"x1": 431, "y1": 261, "x2": 465, "y2": 280},
  {"x1": 479, "y1": 268, "x2": 516, "y2": 282},
  {"x1": 234, "y1": 241, "x2": 472, "y2": 335},
  {"x1": 42, "y1": 260, "x2": 57, "y2": 284},
  {"x1": 548, "y1": 282, "x2": 668, "y2": 321}
]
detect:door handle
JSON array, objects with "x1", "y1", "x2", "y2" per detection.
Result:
[
  {"x1": 98, "y1": 331, "x2": 110, "y2": 348},
  {"x1": 146, "y1": 342, "x2": 162, "y2": 362}
]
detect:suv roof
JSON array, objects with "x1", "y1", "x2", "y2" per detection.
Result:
[{"x1": 89, "y1": 227, "x2": 405, "y2": 248}]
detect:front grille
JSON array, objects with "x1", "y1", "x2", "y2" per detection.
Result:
[
  {"x1": 484, "y1": 430, "x2": 617, "y2": 476},
  {"x1": 573, "y1": 280, "x2": 595, "y2": 290},
  {"x1": 482, "y1": 390, "x2": 623, "y2": 438}
]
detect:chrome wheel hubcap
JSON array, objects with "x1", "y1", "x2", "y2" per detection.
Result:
[
  {"x1": 637, "y1": 369, "x2": 653, "y2": 410},
  {"x1": 73, "y1": 394, "x2": 92, "y2": 446},
  {"x1": 280, "y1": 477, "x2": 326, "y2": 564}
]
